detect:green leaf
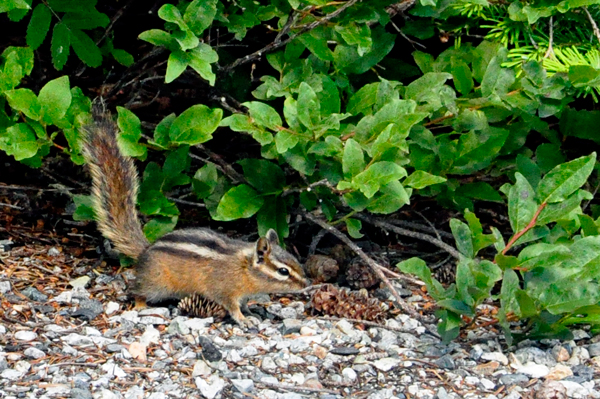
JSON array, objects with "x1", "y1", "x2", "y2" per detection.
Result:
[
  {"x1": 404, "y1": 170, "x2": 446, "y2": 189},
  {"x1": 347, "y1": 82, "x2": 378, "y2": 115},
  {"x1": 507, "y1": 173, "x2": 538, "y2": 233},
  {"x1": 5, "y1": 88, "x2": 41, "y2": 120},
  {"x1": 184, "y1": 0, "x2": 218, "y2": 35},
  {"x1": 69, "y1": 29, "x2": 102, "y2": 68},
  {"x1": 366, "y1": 181, "x2": 410, "y2": 214},
  {"x1": 451, "y1": 57, "x2": 473, "y2": 95},
  {"x1": 0, "y1": 123, "x2": 39, "y2": 160},
  {"x1": 169, "y1": 104, "x2": 222, "y2": 145},
  {"x1": 51, "y1": 23, "x2": 70, "y2": 70},
  {"x1": 26, "y1": 4, "x2": 51, "y2": 50},
  {"x1": 238, "y1": 159, "x2": 285, "y2": 194},
  {"x1": 397, "y1": 257, "x2": 445, "y2": 299},
  {"x1": 215, "y1": 184, "x2": 264, "y2": 221},
  {"x1": 144, "y1": 216, "x2": 178, "y2": 242},
  {"x1": 436, "y1": 310, "x2": 462, "y2": 343},
  {"x1": 166, "y1": 51, "x2": 188, "y2": 83},
  {"x1": 352, "y1": 161, "x2": 407, "y2": 198},
  {"x1": 138, "y1": 29, "x2": 175, "y2": 48},
  {"x1": 39, "y1": 76, "x2": 71, "y2": 125},
  {"x1": 450, "y1": 219, "x2": 473, "y2": 258},
  {"x1": 116, "y1": 107, "x2": 146, "y2": 158},
  {"x1": 111, "y1": 49, "x2": 134, "y2": 67},
  {"x1": 188, "y1": 44, "x2": 218, "y2": 85},
  {"x1": 72, "y1": 194, "x2": 95, "y2": 221},
  {"x1": 346, "y1": 218, "x2": 363, "y2": 239},
  {"x1": 335, "y1": 22, "x2": 372, "y2": 56},
  {"x1": 456, "y1": 182, "x2": 504, "y2": 203},
  {"x1": 256, "y1": 195, "x2": 288, "y2": 239},
  {"x1": 245, "y1": 101, "x2": 282, "y2": 130},
  {"x1": 297, "y1": 82, "x2": 319, "y2": 129},
  {"x1": 536, "y1": 153, "x2": 596, "y2": 204},
  {"x1": 342, "y1": 138, "x2": 364, "y2": 178},
  {"x1": 192, "y1": 162, "x2": 218, "y2": 198}
]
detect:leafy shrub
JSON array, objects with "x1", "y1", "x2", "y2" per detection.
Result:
[{"x1": 2, "y1": 0, "x2": 600, "y2": 341}]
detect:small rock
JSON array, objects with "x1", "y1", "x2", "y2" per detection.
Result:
[
  {"x1": 588, "y1": 342, "x2": 600, "y2": 357},
  {"x1": 198, "y1": 336, "x2": 222, "y2": 362},
  {"x1": 500, "y1": 374, "x2": 530, "y2": 386},
  {"x1": 0, "y1": 239, "x2": 13, "y2": 252},
  {"x1": 280, "y1": 307, "x2": 298, "y2": 319},
  {"x1": 124, "y1": 386, "x2": 144, "y2": 399},
  {"x1": 330, "y1": 346, "x2": 359, "y2": 356},
  {"x1": 537, "y1": 380, "x2": 567, "y2": 399},
  {"x1": 14, "y1": 330, "x2": 37, "y2": 342},
  {"x1": 24, "y1": 347, "x2": 45, "y2": 359},
  {"x1": 69, "y1": 276, "x2": 91, "y2": 288},
  {"x1": 261, "y1": 357, "x2": 277, "y2": 372},
  {"x1": 282, "y1": 319, "x2": 303, "y2": 335},
  {"x1": 48, "y1": 247, "x2": 61, "y2": 256},
  {"x1": 105, "y1": 302, "x2": 120, "y2": 315},
  {"x1": 185, "y1": 317, "x2": 213, "y2": 332},
  {"x1": 372, "y1": 357, "x2": 401, "y2": 372},
  {"x1": 105, "y1": 344, "x2": 124, "y2": 353},
  {"x1": 140, "y1": 325, "x2": 160, "y2": 345},
  {"x1": 571, "y1": 330, "x2": 590, "y2": 340},
  {"x1": 473, "y1": 361, "x2": 500, "y2": 375},
  {"x1": 546, "y1": 364, "x2": 573, "y2": 381},
  {"x1": 434, "y1": 354, "x2": 455, "y2": 370},
  {"x1": 62, "y1": 333, "x2": 93, "y2": 346},
  {"x1": 481, "y1": 351, "x2": 508, "y2": 365},
  {"x1": 553, "y1": 345, "x2": 571, "y2": 362},
  {"x1": 231, "y1": 379, "x2": 254, "y2": 393},
  {"x1": 52, "y1": 291, "x2": 72, "y2": 304},
  {"x1": 0, "y1": 281, "x2": 10, "y2": 294},
  {"x1": 101, "y1": 361, "x2": 127, "y2": 378},
  {"x1": 192, "y1": 360, "x2": 212, "y2": 377},
  {"x1": 22, "y1": 286, "x2": 49, "y2": 301},
  {"x1": 342, "y1": 367, "x2": 357, "y2": 382},
  {"x1": 168, "y1": 317, "x2": 191, "y2": 335},
  {"x1": 515, "y1": 362, "x2": 549, "y2": 378},
  {"x1": 559, "y1": 380, "x2": 591, "y2": 398},
  {"x1": 1, "y1": 368, "x2": 24, "y2": 380},
  {"x1": 128, "y1": 342, "x2": 147, "y2": 362},
  {"x1": 70, "y1": 387, "x2": 93, "y2": 399},
  {"x1": 300, "y1": 326, "x2": 317, "y2": 336},
  {"x1": 335, "y1": 320, "x2": 355, "y2": 336},
  {"x1": 195, "y1": 375, "x2": 225, "y2": 399}
]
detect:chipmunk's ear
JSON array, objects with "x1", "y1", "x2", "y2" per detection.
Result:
[
  {"x1": 255, "y1": 237, "x2": 271, "y2": 264},
  {"x1": 266, "y1": 228, "x2": 280, "y2": 246}
]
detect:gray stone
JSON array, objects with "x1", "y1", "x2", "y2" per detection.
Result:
[
  {"x1": 195, "y1": 375, "x2": 225, "y2": 399},
  {"x1": 330, "y1": 346, "x2": 359, "y2": 356},
  {"x1": 372, "y1": 357, "x2": 401, "y2": 371},
  {"x1": 24, "y1": 347, "x2": 45, "y2": 359},
  {"x1": 14, "y1": 330, "x2": 37, "y2": 342},
  {"x1": 0, "y1": 281, "x2": 11, "y2": 294},
  {"x1": 69, "y1": 276, "x2": 91, "y2": 288},
  {"x1": 70, "y1": 388, "x2": 93, "y2": 399},
  {"x1": 124, "y1": 386, "x2": 144, "y2": 399},
  {"x1": 588, "y1": 342, "x2": 600, "y2": 357},
  {"x1": 499, "y1": 373, "x2": 530, "y2": 386},
  {"x1": 282, "y1": 318, "x2": 302, "y2": 335},
  {"x1": 198, "y1": 336, "x2": 222, "y2": 362},
  {"x1": 434, "y1": 354, "x2": 455, "y2": 370},
  {"x1": 231, "y1": 379, "x2": 254, "y2": 393}
]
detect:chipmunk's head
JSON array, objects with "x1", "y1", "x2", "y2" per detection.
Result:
[{"x1": 252, "y1": 229, "x2": 309, "y2": 291}]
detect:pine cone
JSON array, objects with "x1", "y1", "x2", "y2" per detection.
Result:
[
  {"x1": 345, "y1": 255, "x2": 388, "y2": 289},
  {"x1": 178, "y1": 294, "x2": 228, "y2": 321},
  {"x1": 305, "y1": 255, "x2": 339, "y2": 283},
  {"x1": 310, "y1": 284, "x2": 388, "y2": 322},
  {"x1": 432, "y1": 262, "x2": 456, "y2": 285}
]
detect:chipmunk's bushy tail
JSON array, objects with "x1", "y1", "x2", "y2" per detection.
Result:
[{"x1": 81, "y1": 102, "x2": 149, "y2": 259}]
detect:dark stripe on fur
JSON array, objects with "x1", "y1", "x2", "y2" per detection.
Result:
[{"x1": 156, "y1": 232, "x2": 239, "y2": 255}]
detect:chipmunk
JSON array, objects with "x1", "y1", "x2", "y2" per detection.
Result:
[{"x1": 81, "y1": 104, "x2": 309, "y2": 327}]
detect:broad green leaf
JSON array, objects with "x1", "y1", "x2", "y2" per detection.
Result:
[
  {"x1": 342, "y1": 138, "x2": 364, "y2": 178},
  {"x1": 450, "y1": 219, "x2": 473, "y2": 258},
  {"x1": 188, "y1": 44, "x2": 217, "y2": 85},
  {"x1": 69, "y1": 29, "x2": 102, "y2": 68},
  {"x1": 347, "y1": 82, "x2": 378, "y2": 115},
  {"x1": 184, "y1": 0, "x2": 218, "y2": 35},
  {"x1": 39, "y1": 76, "x2": 71, "y2": 125},
  {"x1": 144, "y1": 216, "x2": 178, "y2": 242},
  {"x1": 72, "y1": 194, "x2": 95, "y2": 221},
  {"x1": 536, "y1": 153, "x2": 596, "y2": 204},
  {"x1": 366, "y1": 181, "x2": 410, "y2": 214},
  {"x1": 346, "y1": 218, "x2": 363, "y2": 239},
  {"x1": 111, "y1": 49, "x2": 134, "y2": 67},
  {"x1": 245, "y1": 101, "x2": 282, "y2": 130},
  {"x1": 238, "y1": 159, "x2": 285, "y2": 194},
  {"x1": 256, "y1": 195, "x2": 288, "y2": 239},
  {"x1": 139, "y1": 29, "x2": 175, "y2": 48},
  {"x1": 5, "y1": 88, "x2": 41, "y2": 120},
  {"x1": 451, "y1": 57, "x2": 473, "y2": 95},
  {"x1": 116, "y1": 107, "x2": 146, "y2": 158},
  {"x1": 169, "y1": 104, "x2": 222, "y2": 145},
  {"x1": 436, "y1": 309, "x2": 461, "y2": 343},
  {"x1": 353, "y1": 161, "x2": 407, "y2": 198},
  {"x1": 51, "y1": 23, "x2": 70, "y2": 70},
  {"x1": 216, "y1": 184, "x2": 264, "y2": 221},
  {"x1": 26, "y1": 4, "x2": 51, "y2": 50},
  {"x1": 397, "y1": 257, "x2": 445, "y2": 299},
  {"x1": 192, "y1": 162, "x2": 218, "y2": 198},
  {"x1": 166, "y1": 51, "x2": 188, "y2": 83},
  {"x1": 537, "y1": 190, "x2": 592, "y2": 225},
  {"x1": 507, "y1": 173, "x2": 538, "y2": 233},
  {"x1": 297, "y1": 82, "x2": 319, "y2": 129},
  {"x1": 404, "y1": 170, "x2": 446, "y2": 189},
  {"x1": 0, "y1": 123, "x2": 39, "y2": 160}
]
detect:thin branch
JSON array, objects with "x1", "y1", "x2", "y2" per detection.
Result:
[
  {"x1": 0, "y1": 203, "x2": 23, "y2": 210},
  {"x1": 222, "y1": 0, "x2": 361, "y2": 74},
  {"x1": 355, "y1": 214, "x2": 463, "y2": 260},
  {"x1": 544, "y1": 16, "x2": 554, "y2": 58},
  {"x1": 302, "y1": 211, "x2": 438, "y2": 337},
  {"x1": 167, "y1": 197, "x2": 206, "y2": 208},
  {"x1": 501, "y1": 202, "x2": 547, "y2": 255},
  {"x1": 584, "y1": 7, "x2": 600, "y2": 44}
]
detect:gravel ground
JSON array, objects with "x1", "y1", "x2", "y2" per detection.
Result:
[{"x1": 1, "y1": 244, "x2": 599, "y2": 399}]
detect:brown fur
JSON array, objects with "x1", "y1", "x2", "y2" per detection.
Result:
[{"x1": 81, "y1": 104, "x2": 148, "y2": 258}]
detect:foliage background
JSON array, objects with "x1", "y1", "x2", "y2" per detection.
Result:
[{"x1": 2, "y1": 0, "x2": 600, "y2": 342}]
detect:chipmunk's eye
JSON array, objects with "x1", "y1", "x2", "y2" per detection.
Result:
[{"x1": 277, "y1": 268, "x2": 290, "y2": 276}]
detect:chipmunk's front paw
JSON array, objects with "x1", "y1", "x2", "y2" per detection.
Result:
[{"x1": 232, "y1": 314, "x2": 259, "y2": 329}]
